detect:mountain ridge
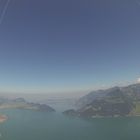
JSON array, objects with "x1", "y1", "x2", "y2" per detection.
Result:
[
  {"x1": 0, "y1": 97, "x2": 55, "y2": 112},
  {"x1": 63, "y1": 83, "x2": 140, "y2": 118}
]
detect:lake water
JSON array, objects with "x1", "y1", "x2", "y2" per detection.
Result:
[{"x1": 0, "y1": 109, "x2": 140, "y2": 140}]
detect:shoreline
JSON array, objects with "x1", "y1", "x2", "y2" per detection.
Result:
[{"x1": 0, "y1": 115, "x2": 8, "y2": 123}]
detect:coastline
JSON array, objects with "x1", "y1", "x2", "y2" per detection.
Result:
[{"x1": 0, "y1": 115, "x2": 8, "y2": 123}]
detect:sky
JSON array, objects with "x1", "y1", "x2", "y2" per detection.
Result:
[{"x1": 0, "y1": 0, "x2": 140, "y2": 97}]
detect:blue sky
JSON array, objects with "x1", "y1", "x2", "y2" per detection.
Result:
[{"x1": 0, "y1": 0, "x2": 140, "y2": 97}]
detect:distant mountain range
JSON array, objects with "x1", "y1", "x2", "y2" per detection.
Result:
[
  {"x1": 63, "y1": 83, "x2": 140, "y2": 118},
  {"x1": 0, "y1": 97, "x2": 55, "y2": 112},
  {"x1": 40, "y1": 98, "x2": 77, "y2": 111}
]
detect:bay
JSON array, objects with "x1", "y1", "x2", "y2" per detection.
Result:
[{"x1": 0, "y1": 109, "x2": 140, "y2": 140}]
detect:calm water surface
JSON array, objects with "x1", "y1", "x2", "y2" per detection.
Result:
[{"x1": 0, "y1": 109, "x2": 140, "y2": 140}]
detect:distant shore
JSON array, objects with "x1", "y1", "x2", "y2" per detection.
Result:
[{"x1": 0, "y1": 115, "x2": 8, "y2": 123}]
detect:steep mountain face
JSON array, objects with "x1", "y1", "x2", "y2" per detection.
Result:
[
  {"x1": 121, "y1": 84, "x2": 140, "y2": 101},
  {"x1": 77, "y1": 84, "x2": 140, "y2": 107},
  {"x1": 0, "y1": 97, "x2": 55, "y2": 112},
  {"x1": 64, "y1": 84, "x2": 140, "y2": 118}
]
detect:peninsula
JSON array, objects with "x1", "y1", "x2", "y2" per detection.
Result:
[{"x1": 0, "y1": 115, "x2": 7, "y2": 123}]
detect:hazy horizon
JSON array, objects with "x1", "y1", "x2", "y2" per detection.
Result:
[{"x1": 0, "y1": 0, "x2": 140, "y2": 97}]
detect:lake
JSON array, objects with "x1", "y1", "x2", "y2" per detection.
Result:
[{"x1": 0, "y1": 109, "x2": 140, "y2": 140}]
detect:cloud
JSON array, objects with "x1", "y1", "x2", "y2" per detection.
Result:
[{"x1": 137, "y1": 78, "x2": 140, "y2": 83}]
